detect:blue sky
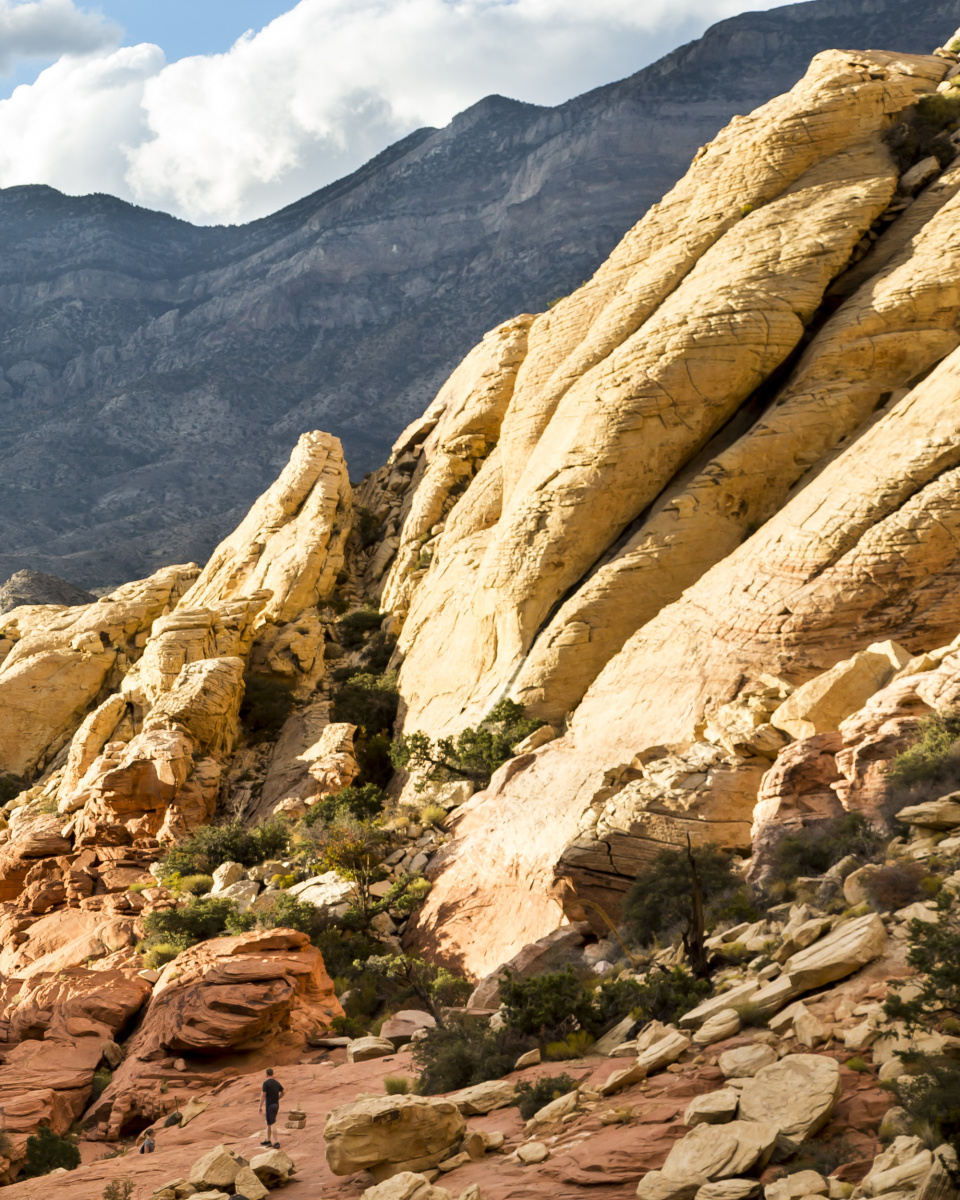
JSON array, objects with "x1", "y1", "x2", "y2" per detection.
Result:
[{"x1": 0, "y1": 0, "x2": 793, "y2": 224}]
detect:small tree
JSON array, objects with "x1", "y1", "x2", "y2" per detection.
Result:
[
  {"x1": 621, "y1": 840, "x2": 741, "y2": 976},
  {"x1": 364, "y1": 953, "x2": 471, "y2": 1024},
  {"x1": 884, "y1": 896, "x2": 960, "y2": 1154},
  {"x1": 22, "y1": 1126, "x2": 80, "y2": 1177},
  {"x1": 390, "y1": 700, "x2": 543, "y2": 791},
  {"x1": 103, "y1": 1183, "x2": 135, "y2": 1200},
  {"x1": 312, "y1": 818, "x2": 390, "y2": 922},
  {"x1": 500, "y1": 966, "x2": 597, "y2": 1042}
]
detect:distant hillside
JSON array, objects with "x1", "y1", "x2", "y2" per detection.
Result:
[{"x1": 1, "y1": 0, "x2": 957, "y2": 587}]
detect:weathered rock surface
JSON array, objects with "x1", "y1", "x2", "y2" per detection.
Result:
[
  {"x1": 179, "y1": 431, "x2": 351, "y2": 626},
  {"x1": 738, "y1": 1055, "x2": 842, "y2": 1153},
  {"x1": 0, "y1": 571, "x2": 95, "y2": 615},
  {"x1": 0, "y1": 565, "x2": 197, "y2": 776},
  {"x1": 324, "y1": 1094, "x2": 465, "y2": 1180},
  {"x1": 89, "y1": 930, "x2": 342, "y2": 1137}
]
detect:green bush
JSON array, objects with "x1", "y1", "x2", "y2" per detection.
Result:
[
  {"x1": 885, "y1": 711, "x2": 960, "y2": 819},
  {"x1": 240, "y1": 674, "x2": 295, "y2": 742},
  {"x1": 172, "y1": 873, "x2": 214, "y2": 896},
  {"x1": 22, "y1": 1126, "x2": 80, "y2": 1177},
  {"x1": 544, "y1": 1030, "x2": 595, "y2": 1060},
  {"x1": 141, "y1": 895, "x2": 253, "y2": 952},
  {"x1": 886, "y1": 92, "x2": 960, "y2": 172},
  {"x1": 501, "y1": 966, "x2": 597, "y2": 1042},
  {"x1": 515, "y1": 1074, "x2": 578, "y2": 1120},
  {"x1": 338, "y1": 608, "x2": 385, "y2": 649},
  {"x1": 361, "y1": 631, "x2": 397, "y2": 674},
  {"x1": 253, "y1": 891, "x2": 329, "y2": 941},
  {"x1": 364, "y1": 954, "x2": 471, "y2": 1023},
  {"x1": 384, "y1": 1076, "x2": 411, "y2": 1095},
  {"x1": 300, "y1": 783, "x2": 386, "y2": 828},
  {"x1": 621, "y1": 844, "x2": 742, "y2": 973},
  {"x1": 159, "y1": 818, "x2": 291, "y2": 878},
  {"x1": 884, "y1": 895, "x2": 960, "y2": 1154},
  {"x1": 91, "y1": 1067, "x2": 113, "y2": 1102},
  {"x1": 390, "y1": 699, "x2": 543, "y2": 791},
  {"x1": 603, "y1": 968, "x2": 712, "y2": 1028},
  {"x1": 143, "y1": 942, "x2": 182, "y2": 970},
  {"x1": 767, "y1": 811, "x2": 885, "y2": 895},
  {"x1": 413, "y1": 1016, "x2": 533, "y2": 1095},
  {"x1": 331, "y1": 672, "x2": 399, "y2": 732}
]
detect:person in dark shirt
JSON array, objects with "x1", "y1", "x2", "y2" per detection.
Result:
[
  {"x1": 138, "y1": 1129, "x2": 155, "y2": 1154},
  {"x1": 258, "y1": 1068, "x2": 284, "y2": 1148}
]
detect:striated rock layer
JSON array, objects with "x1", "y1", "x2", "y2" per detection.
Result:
[{"x1": 391, "y1": 49, "x2": 949, "y2": 740}]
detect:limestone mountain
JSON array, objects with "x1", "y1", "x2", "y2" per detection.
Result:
[{"x1": 2, "y1": 0, "x2": 959, "y2": 589}]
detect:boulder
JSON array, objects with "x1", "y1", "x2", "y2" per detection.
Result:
[
  {"x1": 738, "y1": 1055, "x2": 842, "y2": 1153},
  {"x1": 681, "y1": 983, "x2": 760, "y2": 1030},
  {"x1": 518, "y1": 1142, "x2": 549, "y2": 1164},
  {"x1": 598, "y1": 1060, "x2": 647, "y2": 1097},
  {"x1": 718, "y1": 1045, "x2": 778, "y2": 1079},
  {"x1": 448, "y1": 1079, "x2": 516, "y2": 1114},
  {"x1": 288, "y1": 870, "x2": 355, "y2": 915},
  {"x1": 697, "y1": 1183, "x2": 760, "y2": 1200},
  {"x1": 661, "y1": 1120, "x2": 781, "y2": 1183},
  {"x1": 381, "y1": 1010, "x2": 437, "y2": 1047},
  {"x1": 860, "y1": 1137, "x2": 932, "y2": 1198},
  {"x1": 528, "y1": 1088, "x2": 578, "y2": 1125},
  {"x1": 770, "y1": 641, "x2": 911, "y2": 739},
  {"x1": 233, "y1": 1165, "x2": 269, "y2": 1200},
  {"x1": 638, "y1": 1029, "x2": 691, "y2": 1074},
  {"x1": 637, "y1": 1172, "x2": 703, "y2": 1200},
  {"x1": 764, "y1": 1170, "x2": 829, "y2": 1200},
  {"x1": 216, "y1": 880, "x2": 261, "y2": 912},
  {"x1": 250, "y1": 1147, "x2": 296, "y2": 1185},
  {"x1": 782, "y1": 914, "x2": 887, "y2": 992},
  {"x1": 324, "y1": 1095, "x2": 466, "y2": 1180},
  {"x1": 684, "y1": 1091, "x2": 740, "y2": 1127},
  {"x1": 466, "y1": 922, "x2": 590, "y2": 1008},
  {"x1": 211, "y1": 862, "x2": 245, "y2": 893},
  {"x1": 362, "y1": 1173, "x2": 455, "y2": 1200},
  {"x1": 348, "y1": 1036, "x2": 396, "y2": 1063},
  {"x1": 189, "y1": 1145, "x2": 243, "y2": 1190},
  {"x1": 694, "y1": 1010, "x2": 742, "y2": 1048},
  {"x1": 896, "y1": 797, "x2": 960, "y2": 829}
]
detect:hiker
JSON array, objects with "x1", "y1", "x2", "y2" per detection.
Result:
[
  {"x1": 258, "y1": 1068, "x2": 284, "y2": 1148},
  {"x1": 138, "y1": 1129, "x2": 156, "y2": 1154}
]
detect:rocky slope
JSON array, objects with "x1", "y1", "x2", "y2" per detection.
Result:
[
  {"x1": 8, "y1": 17, "x2": 960, "y2": 1199},
  {"x1": 3, "y1": 0, "x2": 960, "y2": 589}
]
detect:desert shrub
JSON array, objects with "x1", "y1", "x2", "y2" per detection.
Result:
[
  {"x1": 861, "y1": 862, "x2": 927, "y2": 912},
  {"x1": 413, "y1": 1016, "x2": 533, "y2": 1095},
  {"x1": 338, "y1": 608, "x2": 385, "y2": 649},
  {"x1": 159, "y1": 818, "x2": 291, "y2": 878},
  {"x1": 172, "y1": 873, "x2": 214, "y2": 896},
  {"x1": 354, "y1": 506, "x2": 381, "y2": 548},
  {"x1": 91, "y1": 1067, "x2": 113, "y2": 1102},
  {"x1": 0, "y1": 774, "x2": 24, "y2": 805},
  {"x1": 391, "y1": 699, "x2": 543, "y2": 791},
  {"x1": 127, "y1": 882, "x2": 149, "y2": 894},
  {"x1": 882, "y1": 894, "x2": 960, "y2": 1154},
  {"x1": 384, "y1": 1076, "x2": 411, "y2": 1095},
  {"x1": 313, "y1": 926, "x2": 383, "y2": 980},
  {"x1": 311, "y1": 817, "x2": 388, "y2": 920},
  {"x1": 362, "y1": 631, "x2": 397, "y2": 674},
  {"x1": 252, "y1": 891, "x2": 328, "y2": 941},
  {"x1": 332, "y1": 672, "x2": 399, "y2": 732},
  {"x1": 501, "y1": 966, "x2": 597, "y2": 1042},
  {"x1": 621, "y1": 844, "x2": 742, "y2": 974},
  {"x1": 103, "y1": 1182, "x2": 135, "y2": 1200},
  {"x1": 300, "y1": 783, "x2": 386, "y2": 828},
  {"x1": 768, "y1": 811, "x2": 885, "y2": 894},
  {"x1": 419, "y1": 803, "x2": 447, "y2": 828},
  {"x1": 544, "y1": 1030, "x2": 595, "y2": 1060},
  {"x1": 788, "y1": 1134, "x2": 857, "y2": 1177},
  {"x1": 22, "y1": 1125, "x2": 80, "y2": 1176},
  {"x1": 240, "y1": 674, "x2": 295, "y2": 742},
  {"x1": 885, "y1": 711, "x2": 960, "y2": 820},
  {"x1": 364, "y1": 954, "x2": 471, "y2": 1023},
  {"x1": 515, "y1": 1074, "x2": 578, "y2": 1120},
  {"x1": 141, "y1": 895, "x2": 253, "y2": 953},
  {"x1": 885, "y1": 92, "x2": 960, "y2": 172},
  {"x1": 143, "y1": 942, "x2": 182, "y2": 970},
  {"x1": 623, "y1": 968, "x2": 713, "y2": 1026}
]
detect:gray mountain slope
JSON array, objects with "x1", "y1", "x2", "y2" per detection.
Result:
[{"x1": 1, "y1": 0, "x2": 957, "y2": 588}]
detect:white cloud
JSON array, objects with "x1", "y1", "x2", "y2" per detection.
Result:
[
  {"x1": 0, "y1": 0, "x2": 792, "y2": 225},
  {"x1": 0, "y1": 0, "x2": 119, "y2": 72}
]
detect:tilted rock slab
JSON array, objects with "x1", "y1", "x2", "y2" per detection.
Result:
[
  {"x1": 410, "y1": 328, "x2": 960, "y2": 977},
  {"x1": 179, "y1": 429, "x2": 351, "y2": 624},
  {"x1": 0, "y1": 564, "x2": 196, "y2": 776},
  {"x1": 393, "y1": 49, "x2": 948, "y2": 740}
]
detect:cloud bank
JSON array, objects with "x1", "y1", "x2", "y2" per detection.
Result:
[{"x1": 0, "y1": 0, "x2": 790, "y2": 225}]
